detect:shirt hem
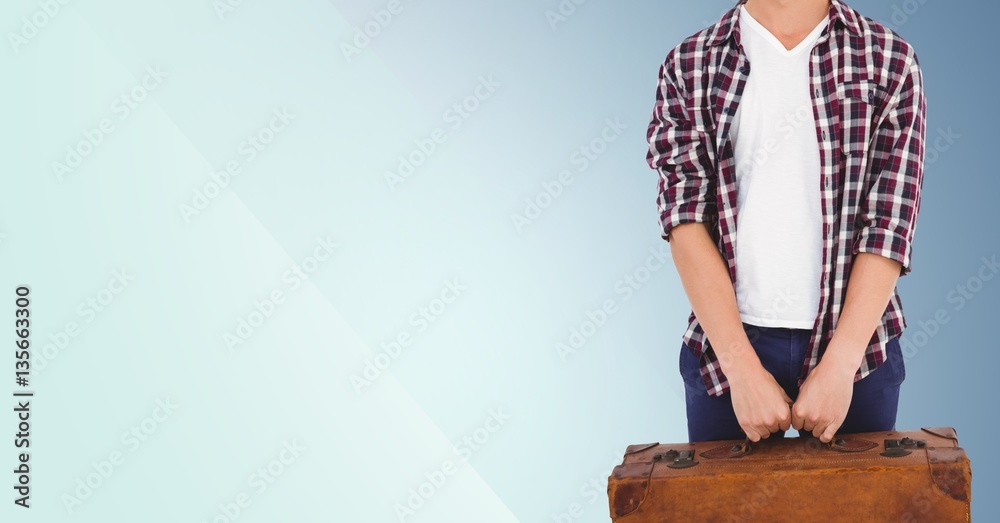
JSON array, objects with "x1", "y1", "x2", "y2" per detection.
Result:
[{"x1": 737, "y1": 312, "x2": 816, "y2": 330}]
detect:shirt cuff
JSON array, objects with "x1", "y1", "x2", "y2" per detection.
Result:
[
  {"x1": 660, "y1": 203, "x2": 716, "y2": 242},
  {"x1": 852, "y1": 226, "x2": 913, "y2": 276}
]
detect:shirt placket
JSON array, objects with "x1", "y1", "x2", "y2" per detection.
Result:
[
  {"x1": 714, "y1": 38, "x2": 751, "y2": 288},
  {"x1": 801, "y1": 25, "x2": 837, "y2": 384}
]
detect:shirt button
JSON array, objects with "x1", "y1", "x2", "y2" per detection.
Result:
[
  {"x1": 740, "y1": 64, "x2": 750, "y2": 74},
  {"x1": 814, "y1": 89, "x2": 821, "y2": 98},
  {"x1": 868, "y1": 91, "x2": 875, "y2": 102},
  {"x1": 821, "y1": 131, "x2": 827, "y2": 140}
]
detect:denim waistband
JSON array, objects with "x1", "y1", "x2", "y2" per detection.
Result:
[{"x1": 742, "y1": 321, "x2": 813, "y2": 338}]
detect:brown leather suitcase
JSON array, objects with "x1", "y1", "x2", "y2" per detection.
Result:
[{"x1": 608, "y1": 427, "x2": 971, "y2": 522}]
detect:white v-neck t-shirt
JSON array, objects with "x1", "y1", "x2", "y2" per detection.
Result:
[{"x1": 729, "y1": 6, "x2": 829, "y2": 329}]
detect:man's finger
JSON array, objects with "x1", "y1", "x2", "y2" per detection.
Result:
[
  {"x1": 778, "y1": 403, "x2": 792, "y2": 426},
  {"x1": 820, "y1": 424, "x2": 838, "y2": 444},
  {"x1": 812, "y1": 421, "x2": 828, "y2": 440},
  {"x1": 823, "y1": 417, "x2": 846, "y2": 443},
  {"x1": 741, "y1": 425, "x2": 759, "y2": 443},
  {"x1": 790, "y1": 403, "x2": 806, "y2": 430},
  {"x1": 768, "y1": 415, "x2": 786, "y2": 434}
]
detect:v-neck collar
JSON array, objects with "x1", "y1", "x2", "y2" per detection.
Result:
[{"x1": 739, "y1": 5, "x2": 830, "y2": 56}]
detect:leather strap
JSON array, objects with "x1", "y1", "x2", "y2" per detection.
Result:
[{"x1": 700, "y1": 434, "x2": 877, "y2": 459}]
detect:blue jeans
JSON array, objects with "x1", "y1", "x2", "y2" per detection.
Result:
[{"x1": 680, "y1": 322, "x2": 905, "y2": 442}]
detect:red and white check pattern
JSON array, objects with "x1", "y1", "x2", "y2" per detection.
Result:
[{"x1": 647, "y1": 0, "x2": 926, "y2": 397}]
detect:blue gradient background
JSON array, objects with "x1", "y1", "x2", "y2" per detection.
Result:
[{"x1": 0, "y1": 0, "x2": 995, "y2": 521}]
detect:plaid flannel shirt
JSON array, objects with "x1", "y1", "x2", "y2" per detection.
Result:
[{"x1": 647, "y1": 0, "x2": 926, "y2": 397}]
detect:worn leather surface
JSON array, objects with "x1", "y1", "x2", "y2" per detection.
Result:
[
  {"x1": 608, "y1": 427, "x2": 971, "y2": 522},
  {"x1": 922, "y1": 426, "x2": 959, "y2": 440}
]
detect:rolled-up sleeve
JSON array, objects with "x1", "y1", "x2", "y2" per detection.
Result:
[
  {"x1": 646, "y1": 51, "x2": 717, "y2": 243},
  {"x1": 852, "y1": 50, "x2": 927, "y2": 276}
]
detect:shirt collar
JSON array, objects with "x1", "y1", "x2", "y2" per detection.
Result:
[{"x1": 707, "y1": 0, "x2": 862, "y2": 47}]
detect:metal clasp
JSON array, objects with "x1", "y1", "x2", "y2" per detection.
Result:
[
  {"x1": 652, "y1": 449, "x2": 678, "y2": 462},
  {"x1": 881, "y1": 437, "x2": 926, "y2": 457},
  {"x1": 654, "y1": 449, "x2": 699, "y2": 469}
]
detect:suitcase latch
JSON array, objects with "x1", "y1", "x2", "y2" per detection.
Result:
[
  {"x1": 652, "y1": 449, "x2": 678, "y2": 462},
  {"x1": 653, "y1": 449, "x2": 699, "y2": 468},
  {"x1": 881, "y1": 437, "x2": 926, "y2": 457}
]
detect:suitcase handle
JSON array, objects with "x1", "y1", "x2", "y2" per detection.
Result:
[
  {"x1": 701, "y1": 435, "x2": 879, "y2": 459},
  {"x1": 740, "y1": 434, "x2": 878, "y2": 453}
]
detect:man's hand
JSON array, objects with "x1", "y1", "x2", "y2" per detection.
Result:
[
  {"x1": 791, "y1": 347, "x2": 857, "y2": 442},
  {"x1": 728, "y1": 359, "x2": 793, "y2": 442},
  {"x1": 790, "y1": 252, "x2": 903, "y2": 443}
]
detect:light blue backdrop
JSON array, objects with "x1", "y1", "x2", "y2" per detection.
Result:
[{"x1": 1, "y1": 0, "x2": 994, "y2": 521}]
